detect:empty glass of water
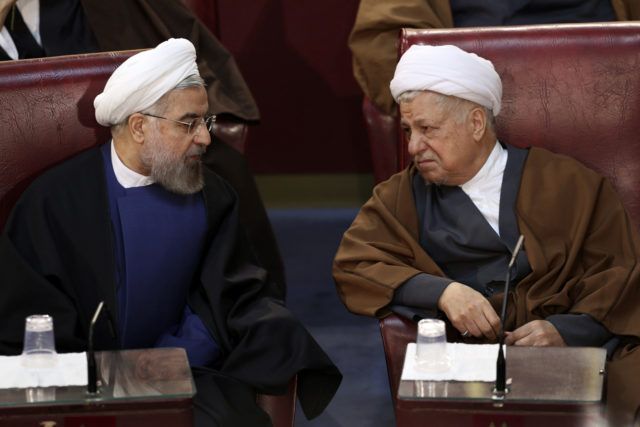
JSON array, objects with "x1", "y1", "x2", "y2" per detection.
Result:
[
  {"x1": 415, "y1": 318, "x2": 451, "y2": 373},
  {"x1": 21, "y1": 314, "x2": 58, "y2": 369}
]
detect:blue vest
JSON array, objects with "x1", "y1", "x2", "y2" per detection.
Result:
[{"x1": 100, "y1": 143, "x2": 220, "y2": 366}]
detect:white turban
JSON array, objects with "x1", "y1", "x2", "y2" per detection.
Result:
[
  {"x1": 389, "y1": 44, "x2": 502, "y2": 116},
  {"x1": 94, "y1": 38, "x2": 200, "y2": 126}
]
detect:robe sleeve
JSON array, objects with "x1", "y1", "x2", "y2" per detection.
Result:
[
  {"x1": 188, "y1": 172, "x2": 342, "y2": 420},
  {"x1": 512, "y1": 148, "x2": 640, "y2": 341},
  {"x1": 0, "y1": 162, "x2": 116, "y2": 355},
  {"x1": 0, "y1": 148, "x2": 128, "y2": 357},
  {"x1": 545, "y1": 313, "x2": 612, "y2": 347},
  {"x1": 392, "y1": 273, "x2": 451, "y2": 311},
  {"x1": 333, "y1": 168, "x2": 447, "y2": 317},
  {"x1": 154, "y1": 305, "x2": 222, "y2": 368},
  {"x1": 0, "y1": 228, "x2": 85, "y2": 355}
]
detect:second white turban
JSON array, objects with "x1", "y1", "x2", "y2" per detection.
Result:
[
  {"x1": 389, "y1": 44, "x2": 502, "y2": 116},
  {"x1": 94, "y1": 38, "x2": 200, "y2": 127}
]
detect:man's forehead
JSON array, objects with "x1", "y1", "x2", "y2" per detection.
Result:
[
  {"x1": 166, "y1": 87, "x2": 209, "y2": 115},
  {"x1": 400, "y1": 96, "x2": 444, "y2": 125}
]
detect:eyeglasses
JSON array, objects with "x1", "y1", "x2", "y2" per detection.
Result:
[{"x1": 142, "y1": 113, "x2": 216, "y2": 136}]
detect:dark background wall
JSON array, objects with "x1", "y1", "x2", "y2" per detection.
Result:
[{"x1": 216, "y1": 0, "x2": 372, "y2": 174}]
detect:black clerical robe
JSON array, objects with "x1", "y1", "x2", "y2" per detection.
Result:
[{"x1": 0, "y1": 145, "x2": 341, "y2": 422}]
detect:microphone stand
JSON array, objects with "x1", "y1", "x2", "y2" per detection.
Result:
[
  {"x1": 87, "y1": 301, "x2": 104, "y2": 395},
  {"x1": 493, "y1": 235, "x2": 524, "y2": 401}
]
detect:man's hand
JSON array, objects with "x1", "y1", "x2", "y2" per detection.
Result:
[
  {"x1": 437, "y1": 282, "x2": 501, "y2": 340},
  {"x1": 504, "y1": 320, "x2": 567, "y2": 346}
]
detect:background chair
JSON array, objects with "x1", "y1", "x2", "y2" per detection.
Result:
[
  {"x1": 0, "y1": 50, "x2": 294, "y2": 427},
  {"x1": 371, "y1": 21, "x2": 640, "y2": 412},
  {"x1": 180, "y1": 0, "x2": 218, "y2": 36}
]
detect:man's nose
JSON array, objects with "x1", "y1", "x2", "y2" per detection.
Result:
[
  {"x1": 194, "y1": 127, "x2": 212, "y2": 146},
  {"x1": 407, "y1": 132, "x2": 425, "y2": 156}
]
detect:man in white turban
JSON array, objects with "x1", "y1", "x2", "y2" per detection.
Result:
[
  {"x1": 0, "y1": 38, "x2": 341, "y2": 426},
  {"x1": 333, "y1": 44, "x2": 640, "y2": 424}
]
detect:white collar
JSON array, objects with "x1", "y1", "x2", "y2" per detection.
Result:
[
  {"x1": 459, "y1": 141, "x2": 507, "y2": 236},
  {"x1": 461, "y1": 141, "x2": 507, "y2": 193},
  {"x1": 110, "y1": 140, "x2": 155, "y2": 188}
]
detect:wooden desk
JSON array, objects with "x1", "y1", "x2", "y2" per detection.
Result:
[
  {"x1": 396, "y1": 346, "x2": 606, "y2": 427},
  {"x1": 0, "y1": 348, "x2": 194, "y2": 426}
]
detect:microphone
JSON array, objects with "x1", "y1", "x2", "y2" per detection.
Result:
[
  {"x1": 87, "y1": 301, "x2": 104, "y2": 395},
  {"x1": 494, "y1": 235, "x2": 524, "y2": 400}
]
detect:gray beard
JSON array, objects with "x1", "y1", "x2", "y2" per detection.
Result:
[{"x1": 141, "y1": 134, "x2": 205, "y2": 195}]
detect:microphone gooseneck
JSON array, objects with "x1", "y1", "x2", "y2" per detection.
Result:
[
  {"x1": 87, "y1": 301, "x2": 104, "y2": 395},
  {"x1": 494, "y1": 235, "x2": 524, "y2": 398}
]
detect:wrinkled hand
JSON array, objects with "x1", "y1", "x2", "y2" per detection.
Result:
[
  {"x1": 437, "y1": 282, "x2": 501, "y2": 340},
  {"x1": 504, "y1": 320, "x2": 567, "y2": 346}
]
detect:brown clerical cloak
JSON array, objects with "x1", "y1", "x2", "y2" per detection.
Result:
[{"x1": 333, "y1": 147, "x2": 640, "y2": 424}]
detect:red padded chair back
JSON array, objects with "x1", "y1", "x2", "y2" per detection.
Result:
[
  {"x1": 0, "y1": 52, "x2": 134, "y2": 231},
  {"x1": 0, "y1": 51, "x2": 249, "y2": 233},
  {"x1": 399, "y1": 22, "x2": 640, "y2": 226},
  {"x1": 362, "y1": 97, "x2": 400, "y2": 184}
]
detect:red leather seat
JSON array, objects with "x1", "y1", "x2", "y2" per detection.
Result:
[
  {"x1": 371, "y1": 21, "x2": 640, "y2": 412},
  {"x1": 0, "y1": 49, "x2": 294, "y2": 427},
  {"x1": 379, "y1": 314, "x2": 416, "y2": 407},
  {"x1": 366, "y1": 22, "x2": 640, "y2": 228}
]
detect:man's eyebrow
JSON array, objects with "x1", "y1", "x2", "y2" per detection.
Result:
[
  {"x1": 178, "y1": 112, "x2": 202, "y2": 121},
  {"x1": 401, "y1": 117, "x2": 427, "y2": 126}
]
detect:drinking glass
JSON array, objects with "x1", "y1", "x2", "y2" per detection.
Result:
[
  {"x1": 415, "y1": 318, "x2": 451, "y2": 373},
  {"x1": 21, "y1": 314, "x2": 58, "y2": 369}
]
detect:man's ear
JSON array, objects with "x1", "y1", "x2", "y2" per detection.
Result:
[
  {"x1": 470, "y1": 108, "x2": 487, "y2": 142},
  {"x1": 128, "y1": 113, "x2": 147, "y2": 144}
]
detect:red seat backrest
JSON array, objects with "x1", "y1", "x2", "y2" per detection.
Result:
[
  {"x1": 401, "y1": 23, "x2": 640, "y2": 226},
  {"x1": 0, "y1": 52, "x2": 135, "y2": 231},
  {"x1": 366, "y1": 22, "x2": 640, "y2": 227}
]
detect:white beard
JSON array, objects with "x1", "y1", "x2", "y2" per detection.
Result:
[{"x1": 140, "y1": 131, "x2": 205, "y2": 195}]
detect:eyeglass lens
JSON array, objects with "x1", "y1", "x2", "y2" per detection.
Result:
[{"x1": 191, "y1": 116, "x2": 215, "y2": 135}]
